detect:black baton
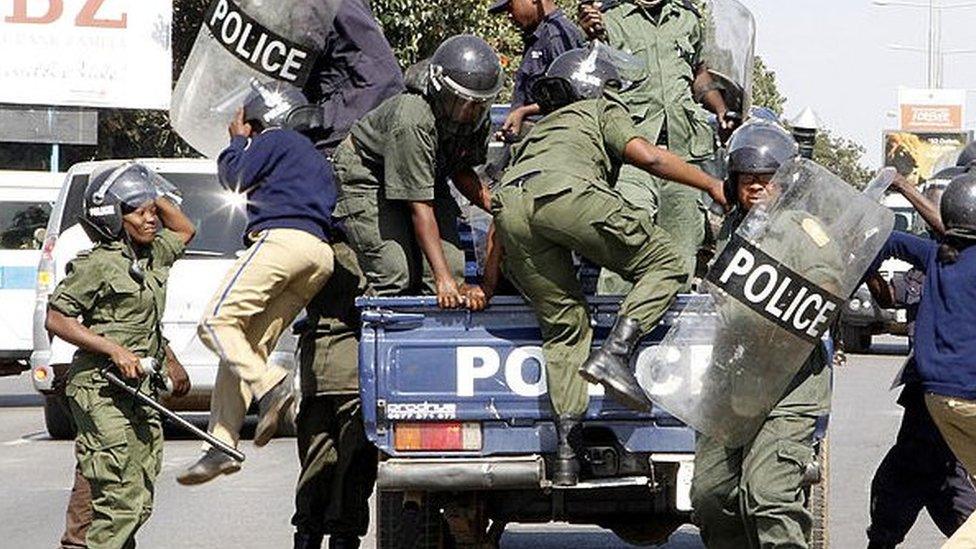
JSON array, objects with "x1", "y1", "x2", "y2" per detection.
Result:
[{"x1": 103, "y1": 369, "x2": 246, "y2": 463}]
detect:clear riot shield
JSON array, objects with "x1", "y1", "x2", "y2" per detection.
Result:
[
  {"x1": 636, "y1": 160, "x2": 895, "y2": 447},
  {"x1": 701, "y1": 0, "x2": 756, "y2": 116},
  {"x1": 170, "y1": 0, "x2": 340, "y2": 157}
]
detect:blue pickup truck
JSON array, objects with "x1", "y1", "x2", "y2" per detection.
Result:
[{"x1": 357, "y1": 293, "x2": 828, "y2": 547}]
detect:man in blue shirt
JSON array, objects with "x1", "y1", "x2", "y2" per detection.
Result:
[
  {"x1": 180, "y1": 85, "x2": 338, "y2": 484},
  {"x1": 871, "y1": 171, "x2": 976, "y2": 548},
  {"x1": 489, "y1": 0, "x2": 586, "y2": 138}
]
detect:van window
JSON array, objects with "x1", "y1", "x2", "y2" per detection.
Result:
[
  {"x1": 0, "y1": 202, "x2": 52, "y2": 250},
  {"x1": 58, "y1": 171, "x2": 247, "y2": 258}
]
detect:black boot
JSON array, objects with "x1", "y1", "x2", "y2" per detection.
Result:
[
  {"x1": 578, "y1": 316, "x2": 652, "y2": 412},
  {"x1": 553, "y1": 415, "x2": 583, "y2": 487},
  {"x1": 328, "y1": 535, "x2": 360, "y2": 549},
  {"x1": 293, "y1": 531, "x2": 323, "y2": 549}
]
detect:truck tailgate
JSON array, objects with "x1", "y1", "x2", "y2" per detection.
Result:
[{"x1": 359, "y1": 295, "x2": 696, "y2": 458}]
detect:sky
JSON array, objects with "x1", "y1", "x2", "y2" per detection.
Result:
[{"x1": 735, "y1": 0, "x2": 976, "y2": 169}]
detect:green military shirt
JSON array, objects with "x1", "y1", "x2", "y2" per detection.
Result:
[
  {"x1": 333, "y1": 92, "x2": 489, "y2": 212},
  {"x1": 502, "y1": 93, "x2": 642, "y2": 188},
  {"x1": 50, "y1": 229, "x2": 185, "y2": 382},
  {"x1": 602, "y1": 0, "x2": 715, "y2": 160}
]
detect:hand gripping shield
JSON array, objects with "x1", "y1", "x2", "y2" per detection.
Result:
[
  {"x1": 700, "y1": 0, "x2": 756, "y2": 116},
  {"x1": 170, "y1": 0, "x2": 340, "y2": 157},
  {"x1": 636, "y1": 160, "x2": 896, "y2": 447}
]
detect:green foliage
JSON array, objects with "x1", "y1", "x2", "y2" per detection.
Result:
[
  {"x1": 751, "y1": 57, "x2": 786, "y2": 116},
  {"x1": 814, "y1": 129, "x2": 875, "y2": 189}
]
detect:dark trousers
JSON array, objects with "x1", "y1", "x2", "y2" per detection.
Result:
[
  {"x1": 292, "y1": 394, "x2": 377, "y2": 538},
  {"x1": 867, "y1": 387, "x2": 976, "y2": 547},
  {"x1": 60, "y1": 467, "x2": 92, "y2": 548}
]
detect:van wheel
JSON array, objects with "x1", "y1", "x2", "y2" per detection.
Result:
[
  {"x1": 841, "y1": 326, "x2": 871, "y2": 353},
  {"x1": 378, "y1": 491, "x2": 456, "y2": 549},
  {"x1": 809, "y1": 437, "x2": 829, "y2": 549},
  {"x1": 44, "y1": 393, "x2": 76, "y2": 440}
]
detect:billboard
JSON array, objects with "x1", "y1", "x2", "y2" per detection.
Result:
[
  {"x1": 883, "y1": 131, "x2": 973, "y2": 186},
  {"x1": 898, "y1": 88, "x2": 966, "y2": 133},
  {"x1": 0, "y1": 0, "x2": 172, "y2": 109}
]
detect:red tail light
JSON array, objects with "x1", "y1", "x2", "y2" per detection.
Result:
[{"x1": 394, "y1": 422, "x2": 482, "y2": 452}]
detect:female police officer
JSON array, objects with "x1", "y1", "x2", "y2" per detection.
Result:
[{"x1": 46, "y1": 162, "x2": 195, "y2": 548}]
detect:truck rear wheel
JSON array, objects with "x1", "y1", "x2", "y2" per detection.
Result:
[
  {"x1": 44, "y1": 393, "x2": 76, "y2": 440},
  {"x1": 377, "y1": 491, "x2": 456, "y2": 549}
]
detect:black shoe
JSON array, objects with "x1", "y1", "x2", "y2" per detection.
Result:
[
  {"x1": 294, "y1": 532, "x2": 323, "y2": 549},
  {"x1": 553, "y1": 415, "x2": 583, "y2": 487},
  {"x1": 254, "y1": 377, "x2": 295, "y2": 447},
  {"x1": 578, "y1": 316, "x2": 652, "y2": 412},
  {"x1": 176, "y1": 447, "x2": 242, "y2": 485},
  {"x1": 328, "y1": 535, "x2": 360, "y2": 549}
]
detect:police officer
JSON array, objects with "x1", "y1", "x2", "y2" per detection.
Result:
[
  {"x1": 866, "y1": 164, "x2": 976, "y2": 549},
  {"x1": 579, "y1": 0, "x2": 733, "y2": 291},
  {"x1": 690, "y1": 121, "x2": 833, "y2": 549},
  {"x1": 45, "y1": 162, "x2": 196, "y2": 548},
  {"x1": 301, "y1": 0, "x2": 405, "y2": 156},
  {"x1": 332, "y1": 34, "x2": 502, "y2": 306},
  {"x1": 483, "y1": 48, "x2": 725, "y2": 486},
  {"x1": 488, "y1": 0, "x2": 586, "y2": 138},
  {"x1": 291, "y1": 243, "x2": 376, "y2": 549}
]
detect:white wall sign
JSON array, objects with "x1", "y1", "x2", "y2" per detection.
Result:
[{"x1": 0, "y1": 0, "x2": 172, "y2": 109}]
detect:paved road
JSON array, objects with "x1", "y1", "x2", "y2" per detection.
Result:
[{"x1": 0, "y1": 336, "x2": 950, "y2": 548}]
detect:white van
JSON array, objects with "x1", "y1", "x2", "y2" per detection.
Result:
[
  {"x1": 0, "y1": 171, "x2": 64, "y2": 376},
  {"x1": 31, "y1": 159, "x2": 297, "y2": 438}
]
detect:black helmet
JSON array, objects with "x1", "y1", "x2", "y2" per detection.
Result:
[
  {"x1": 530, "y1": 47, "x2": 623, "y2": 114},
  {"x1": 242, "y1": 81, "x2": 312, "y2": 130},
  {"x1": 80, "y1": 162, "x2": 164, "y2": 243},
  {"x1": 957, "y1": 142, "x2": 976, "y2": 168},
  {"x1": 427, "y1": 34, "x2": 504, "y2": 136},
  {"x1": 724, "y1": 120, "x2": 799, "y2": 208},
  {"x1": 940, "y1": 172, "x2": 976, "y2": 238}
]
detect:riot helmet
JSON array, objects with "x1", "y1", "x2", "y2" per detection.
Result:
[
  {"x1": 427, "y1": 34, "x2": 504, "y2": 136},
  {"x1": 940, "y1": 172, "x2": 976, "y2": 239},
  {"x1": 80, "y1": 162, "x2": 164, "y2": 243},
  {"x1": 724, "y1": 120, "x2": 799, "y2": 209},
  {"x1": 530, "y1": 47, "x2": 624, "y2": 114},
  {"x1": 957, "y1": 142, "x2": 976, "y2": 168},
  {"x1": 242, "y1": 81, "x2": 312, "y2": 131}
]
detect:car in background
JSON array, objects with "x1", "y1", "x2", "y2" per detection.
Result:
[
  {"x1": 31, "y1": 159, "x2": 297, "y2": 439},
  {"x1": 0, "y1": 170, "x2": 64, "y2": 376},
  {"x1": 839, "y1": 192, "x2": 917, "y2": 352}
]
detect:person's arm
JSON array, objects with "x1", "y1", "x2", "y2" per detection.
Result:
[
  {"x1": 164, "y1": 344, "x2": 190, "y2": 397},
  {"x1": 873, "y1": 231, "x2": 936, "y2": 274},
  {"x1": 890, "y1": 175, "x2": 945, "y2": 236},
  {"x1": 155, "y1": 196, "x2": 195, "y2": 245},
  {"x1": 45, "y1": 309, "x2": 142, "y2": 379},
  {"x1": 578, "y1": 1, "x2": 606, "y2": 40},
  {"x1": 216, "y1": 108, "x2": 276, "y2": 193},
  {"x1": 623, "y1": 137, "x2": 726, "y2": 207},
  {"x1": 865, "y1": 272, "x2": 895, "y2": 309},
  {"x1": 499, "y1": 104, "x2": 541, "y2": 140},
  {"x1": 452, "y1": 168, "x2": 492, "y2": 213},
  {"x1": 693, "y1": 65, "x2": 735, "y2": 141},
  {"x1": 409, "y1": 201, "x2": 463, "y2": 309}
]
